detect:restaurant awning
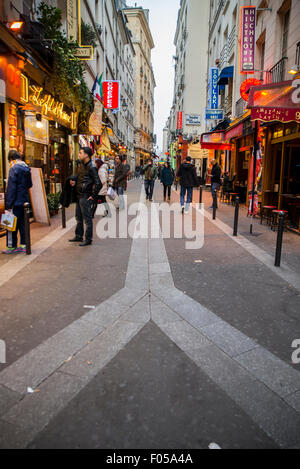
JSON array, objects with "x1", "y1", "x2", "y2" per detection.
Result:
[
  {"x1": 201, "y1": 131, "x2": 231, "y2": 151},
  {"x1": 247, "y1": 79, "x2": 300, "y2": 123},
  {"x1": 218, "y1": 66, "x2": 234, "y2": 86}
]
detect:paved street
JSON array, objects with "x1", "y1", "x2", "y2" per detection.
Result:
[{"x1": 0, "y1": 179, "x2": 300, "y2": 449}]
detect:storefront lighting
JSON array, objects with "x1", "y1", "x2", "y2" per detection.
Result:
[
  {"x1": 9, "y1": 21, "x2": 24, "y2": 32},
  {"x1": 288, "y1": 65, "x2": 299, "y2": 75}
]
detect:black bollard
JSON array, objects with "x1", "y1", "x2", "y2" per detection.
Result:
[
  {"x1": 199, "y1": 186, "x2": 203, "y2": 204},
  {"x1": 233, "y1": 197, "x2": 240, "y2": 237},
  {"x1": 275, "y1": 212, "x2": 285, "y2": 267},
  {"x1": 62, "y1": 206, "x2": 66, "y2": 229},
  {"x1": 24, "y1": 203, "x2": 31, "y2": 255},
  {"x1": 213, "y1": 189, "x2": 217, "y2": 220}
]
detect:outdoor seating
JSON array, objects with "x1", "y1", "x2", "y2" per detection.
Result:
[
  {"x1": 260, "y1": 206, "x2": 277, "y2": 226},
  {"x1": 271, "y1": 210, "x2": 288, "y2": 232}
]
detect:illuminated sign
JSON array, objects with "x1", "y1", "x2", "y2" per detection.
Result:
[
  {"x1": 177, "y1": 111, "x2": 183, "y2": 130},
  {"x1": 0, "y1": 56, "x2": 24, "y2": 102},
  {"x1": 240, "y1": 78, "x2": 262, "y2": 102},
  {"x1": 209, "y1": 67, "x2": 219, "y2": 109},
  {"x1": 102, "y1": 81, "x2": 120, "y2": 110},
  {"x1": 205, "y1": 109, "x2": 224, "y2": 121},
  {"x1": 240, "y1": 6, "x2": 256, "y2": 74}
]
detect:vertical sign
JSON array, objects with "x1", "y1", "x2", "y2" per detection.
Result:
[
  {"x1": 102, "y1": 81, "x2": 120, "y2": 110},
  {"x1": 177, "y1": 111, "x2": 183, "y2": 130},
  {"x1": 209, "y1": 67, "x2": 219, "y2": 109},
  {"x1": 240, "y1": 6, "x2": 256, "y2": 74},
  {"x1": 67, "y1": 0, "x2": 78, "y2": 42}
]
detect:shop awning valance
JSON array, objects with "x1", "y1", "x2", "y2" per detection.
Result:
[
  {"x1": 201, "y1": 131, "x2": 231, "y2": 151},
  {"x1": 218, "y1": 66, "x2": 234, "y2": 86},
  {"x1": 247, "y1": 79, "x2": 300, "y2": 123}
]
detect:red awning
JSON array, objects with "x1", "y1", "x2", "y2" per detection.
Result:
[
  {"x1": 201, "y1": 131, "x2": 231, "y2": 151},
  {"x1": 247, "y1": 79, "x2": 300, "y2": 123}
]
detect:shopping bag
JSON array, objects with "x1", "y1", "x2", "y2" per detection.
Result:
[
  {"x1": 107, "y1": 186, "x2": 116, "y2": 201},
  {"x1": 0, "y1": 211, "x2": 17, "y2": 231}
]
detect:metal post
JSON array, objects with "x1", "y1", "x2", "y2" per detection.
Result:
[
  {"x1": 62, "y1": 206, "x2": 66, "y2": 229},
  {"x1": 24, "y1": 203, "x2": 31, "y2": 255},
  {"x1": 213, "y1": 189, "x2": 217, "y2": 220},
  {"x1": 233, "y1": 197, "x2": 240, "y2": 237},
  {"x1": 275, "y1": 212, "x2": 285, "y2": 267},
  {"x1": 199, "y1": 186, "x2": 203, "y2": 204}
]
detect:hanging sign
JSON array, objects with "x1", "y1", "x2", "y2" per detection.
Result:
[
  {"x1": 240, "y1": 6, "x2": 256, "y2": 74},
  {"x1": 89, "y1": 100, "x2": 103, "y2": 135},
  {"x1": 102, "y1": 81, "x2": 120, "y2": 110},
  {"x1": 240, "y1": 78, "x2": 262, "y2": 102},
  {"x1": 209, "y1": 67, "x2": 219, "y2": 109},
  {"x1": 177, "y1": 111, "x2": 183, "y2": 130}
]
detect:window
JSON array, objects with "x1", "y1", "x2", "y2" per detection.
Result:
[{"x1": 282, "y1": 9, "x2": 290, "y2": 57}]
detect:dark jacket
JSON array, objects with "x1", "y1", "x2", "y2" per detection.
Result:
[
  {"x1": 177, "y1": 163, "x2": 199, "y2": 188},
  {"x1": 113, "y1": 162, "x2": 128, "y2": 189},
  {"x1": 76, "y1": 160, "x2": 101, "y2": 200},
  {"x1": 211, "y1": 163, "x2": 221, "y2": 185},
  {"x1": 160, "y1": 167, "x2": 175, "y2": 186},
  {"x1": 223, "y1": 174, "x2": 236, "y2": 193},
  {"x1": 5, "y1": 161, "x2": 32, "y2": 209},
  {"x1": 142, "y1": 164, "x2": 158, "y2": 181},
  {"x1": 60, "y1": 177, "x2": 77, "y2": 208}
]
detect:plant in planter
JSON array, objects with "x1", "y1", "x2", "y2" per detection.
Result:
[{"x1": 47, "y1": 193, "x2": 61, "y2": 216}]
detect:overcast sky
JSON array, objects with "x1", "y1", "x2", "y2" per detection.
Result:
[{"x1": 126, "y1": 0, "x2": 180, "y2": 153}]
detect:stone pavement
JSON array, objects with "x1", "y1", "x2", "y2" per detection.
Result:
[{"x1": 0, "y1": 180, "x2": 300, "y2": 449}]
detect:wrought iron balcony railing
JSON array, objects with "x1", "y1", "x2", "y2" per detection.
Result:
[{"x1": 265, "y1": 57, "x2": 288, "y2": 84}]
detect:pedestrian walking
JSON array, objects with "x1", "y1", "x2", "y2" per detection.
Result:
[
  {"x1": 2, "y1": 150, "x2": 32, "y2": 254},
  {"x1": 177, "y1": 156, "x2": 199, "y2": 213},
  {"x1": 209, "y1": 159, "x2": 221, "y2": 209},
  {"x1": 69, "y1": 147, "x2": 101, "y2": 246},
  {"x1": 113, "y1": 155, "x2": 128, "y2": 211},
  {"x1": 94, "y1": 159, "x2": 111, "y2": 218},
  {"x1": 141, "y1": 158, "x2": 158, "y2": 202},
  {"x1": 160, "y1": 162, "x2": 174, "y2": 202},
  {"x1": 135, "y1": 166, "x2": 141, "y2": 179}
]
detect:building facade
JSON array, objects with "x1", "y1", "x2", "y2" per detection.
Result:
[{"x1": 123, "y1": 6, "x2": 155, "y2": 167}]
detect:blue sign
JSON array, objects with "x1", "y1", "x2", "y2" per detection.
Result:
[
  {"x1": 209, "y1": 67, "x2": 219, "y2": 110},
  {"x1": 205, "y1": 109, "x2": 224, "y2": 121}
]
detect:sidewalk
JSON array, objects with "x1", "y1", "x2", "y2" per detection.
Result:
[{"x1": 0, "y1": 179, "x2": 300, "y2": 449}]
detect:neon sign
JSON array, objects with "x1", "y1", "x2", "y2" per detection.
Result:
[{"x1": 28, "y1": 85, "x2": 72, "y2": 124}]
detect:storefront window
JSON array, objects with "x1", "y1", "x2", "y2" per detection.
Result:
[{"x1": 272, "y1": 125, "x2": 284, "y2": 139}]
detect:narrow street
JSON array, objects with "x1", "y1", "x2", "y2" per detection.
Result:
[{"x1": 0, "y1": 179, "x2": 299, "y2": 449}]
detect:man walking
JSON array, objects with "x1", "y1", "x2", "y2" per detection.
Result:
[
  {"x1": 209, "y1": 159, "x2": 221, "y2": 209},
  {"x1": 69, "y1": 147, "x2": 101, "y2": 246},
  {"x1": 113, "y1": 155, "x2": 128, "y2": 211},
  {"x1": 142, "y1": 158, "x2": 158, "y2": 202},
  {"x1": 2, "y1": 150, "x2": 32, "y2": 254},
  {"x1": 177, "y1": 157, "x2": 198, "y2": 213}
]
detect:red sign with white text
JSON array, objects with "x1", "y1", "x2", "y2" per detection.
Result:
[
  {"x1": 177, "y1": 111, "x2": 183, "y2": 130},
  {"x1": 102, "y1": 81, "x2": 120, "y2": 110},
  {"x1": 240, "y1": 6, "x2": 256, "y2": 74}
]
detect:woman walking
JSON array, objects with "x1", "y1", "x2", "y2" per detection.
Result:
[
  {"x1": 94, "y1": 159, "x2": 111, "y2": 218},
  {"x1": 160, "y1": 162, "x2": 175, "y2": 202}
]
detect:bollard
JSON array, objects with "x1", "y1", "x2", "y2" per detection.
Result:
[
  {"x1": 275, "y1": 212, "x2": 285, "y2": 267},
  {"x1": 62, "y1": 206, "x2": 66, "y2": 229},
  {"x1": 233, "y1": 197, "x2": 240, "y2": 237},
  {"x1": 199, "y1": 186, "x2": 203, "y2": 204},
  {"x1": 24, "y1": 203, "x2": 31, "y2": 255},
  {"x1": 213, "y1": 189, "x2": 217, "y2": 220}
]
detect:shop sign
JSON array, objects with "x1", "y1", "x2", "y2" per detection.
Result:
[
  {"x1": 102, "y1": 81, "x2": 120, "y2": 110},
  {"x1": 177, "y1": 111, "x2": 183, "y2": 130},
  {"x1": 225, "y1": 123, "x2": 244, "y2": 141},
  {"x1": 28, "y1": 85, "x2": 76, "y2": 128},
  {"x1": 201, "y1": 131, "x2": 231, "y2": 151},
  {"x1": 25, "y1": 114, "x2": 49, "y2": 145},
  {"x1": 240, "y1": 78, "x2": 262, "y2": 102},
  {"x1": 205, "y1": 109, "x2": 224, "y2": 121},
  {"x1": 239, "y1": 6, "x2": 256, "y2": 74},
  {"x1": 209, "y1": 67, "x2": 219, "y2": 109},
  {"x1": 67, "y1": 0, "x2": 77, "y2": 42},
  {"x1": 251, "y1": 107, "x2": 300, "y2": 123},
  {"x1": 186, "y1": 114, "x2": 201, "y2": 125}
]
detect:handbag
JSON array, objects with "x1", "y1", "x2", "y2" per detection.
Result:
[
  {"x1": 107, "y1": 186, "x2": 116, "y2": 201},
  {"x1": 1, "y1": 211, "x2": 17, "y2": 231}
]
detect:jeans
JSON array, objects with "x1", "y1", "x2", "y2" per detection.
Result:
[
  {"x1": 145, "y1": 180, "x2": 155, "y2": 200},
  {"x1": 180, "y1": 186, "x2": 193, "y2": 210},
  {"x1": 211, "y1": 183, "x2": 220, "y2": 208},
  {"x1": 163, "y1": 185, "x2": 172, "y2": 200},
  {"x1": 6, "y1": 205, "x2": 26, "y2": 248},
  {"x1": 117, "y1": 187, "x2": 125, "y2": 210},
  {"x1": 75, "y1": 196, "x2": 93, "y2": 242}
]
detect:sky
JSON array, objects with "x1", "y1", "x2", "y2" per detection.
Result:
[{"x1": 126, "y1": 0, "x2": 181, "y2": 154}]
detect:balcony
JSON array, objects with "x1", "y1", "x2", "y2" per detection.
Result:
[
  {"x1": 265, "y1": 57, "x2": 288, "y2": 84},
  {"x1": 219, "y1": 25, "x2": 236, "y2": 70},
  {"x1": 236, "y1": 98, "x2": 247, "y2": 118}
]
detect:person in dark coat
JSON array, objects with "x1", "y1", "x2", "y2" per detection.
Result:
[
  {"x1": 160, "y1": 162, "x2": 174, "y2": 201},
  {"x1": 177, "y1": 157, "x2": 199, "y2": 213},
  {"x1": 209, "y1": 159, "x2": 221, "y2": 209},
  {"x1": 113, "y1": 155, "x2": 128, "y2": 210},
  {"x1": 69, "y1": 147, "x2": 101, "y2": 246},
  {"x1": 2, "y1": 150, "x2": 32, "y2": 254}
]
